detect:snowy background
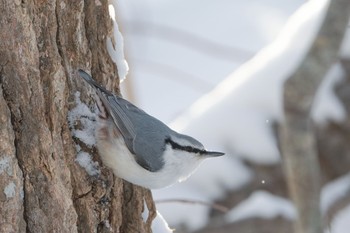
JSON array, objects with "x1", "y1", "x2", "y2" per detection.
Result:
[{"x1": 104, "y1": 0, "x2": 350, "y2": 232}]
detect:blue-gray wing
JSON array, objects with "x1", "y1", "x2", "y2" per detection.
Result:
[
  {"x1": 100, "y1": 92, "x2": 136, "y2": 152},
  {"x1": 98, "y1": 92, "x2": 166, "y2": 172},
  {"x1": 78, "y1": 69, "x2": 166, "y2": 172}
]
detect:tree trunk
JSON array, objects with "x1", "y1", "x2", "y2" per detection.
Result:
[
  {"x1": 279, "y1": 0, "x2": 350, "y2": 233},
  {"x1": 0, "y1": 1, "x2": 155, "y2": 232}
]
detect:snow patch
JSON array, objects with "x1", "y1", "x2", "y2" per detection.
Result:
[
  {"x1": 225, "y1": 190, "x2": 297, "y2": 222},
  {"x1": 4, "y1": 182, "x2": 16, "y2": 198},
  {"x1": 20, "y1": 187, "x2": 24, "y2": 200},
  {"x1": 103, "y1": 220, "x2": 113, "y2": 231},
  {"x1": 75, "y1": 151, "x2": 100, "y2": 176},
  {"x1": 311, "y1": 63, "x2": 346, "y2": 124},
  {"x1": 152, "y1": 211, "x2": 173, "y2": 233},
  {"x1": 321, "y1": 173, "x2": 350, "y2": 213},
  {"x1": 68, "y1": 91, "x2": 100, "y2": 176},
  {"x1": 107, "y1": 2, "x2": 129, "y2": 82},
  {"x1": 0, "y1": 156, "x2": 12, "y2": 176},
  {"x1": 67, "y1": 91, "x2": 96, "y2": 147},
  {"x1": 327, "y1": 204, "x2": 350, "y2": 233},
  {"x1": 142, "y1": 203, "x2": 173, "y2": 233}
]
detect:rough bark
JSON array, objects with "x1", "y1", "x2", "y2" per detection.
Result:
[{"x1": 0, "y1": 1, "x2": 155, "y2": 232}]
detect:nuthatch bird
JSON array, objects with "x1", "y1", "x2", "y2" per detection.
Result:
[{"x1": 78, "y1": 69, "x2": 224, "y2": 189}]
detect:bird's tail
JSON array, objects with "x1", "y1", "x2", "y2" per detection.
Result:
[
  {"x1": 77, "y1": 69, "x2": 112, "y2": 95},
  {"x1": 77, "y1": 69, "x2": 114, "y2": 119}
]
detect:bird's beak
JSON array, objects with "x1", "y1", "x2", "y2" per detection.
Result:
[{"x1": 204, "y1": 151, "x2": 225, "y2": 157}]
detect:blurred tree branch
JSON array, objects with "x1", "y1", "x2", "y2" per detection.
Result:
[
  {"x1": 279, "y1": 1, "x2": 350, "y2": 233},
  {"x1": 124, "y1": 20, "x2": 255, "y2": 63}
]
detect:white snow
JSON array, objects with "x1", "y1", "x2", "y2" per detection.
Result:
[
  {"x1": 321, "y1": 173, "x2": 350, "y2": 213},
  {"x1": 225, "y1": 190, "x2": 297, "y2": 222},
  {"x1": 151, "y1": 211, "x2": 173, "y2": 233},
  {"x1": 0, "y1": 156, "x2": 12, "y2": 176},
  {"x1": 142, "y1": 204, "x2": 173, "y2": 233},
  {"x1": 322, "y1": 175, "x2": 350, "y2": 232},
  {"x1": 19, "y1": 187, "x2": 24, "y2": 200},
  {"x1": 75, "y1": 151, "x2": 100, "y2": 176},
  {"x1": 67, "y1": 92, "x2": 96, "y2": 147},
  {"x1": 68, "y1": 92, "x2": 100, "y2": 176},
  {"x1": 327, "y1": 204, "x2": 350, "y2": 233},
  {"x1": 103, "y1": 220, "x2": 113, "y2": 231},
  {"x1": 107, "y1": 1, "x2": 129, "y2": 82},
  {"x1": 4, "y1": 182, "x2": 16, "y2": 199},
  {"x1": 311, "y1": 63, "x2": 346, "y2": 124}
]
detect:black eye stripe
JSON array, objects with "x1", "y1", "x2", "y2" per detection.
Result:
[{"x1": 165, "y1": 138, "x2": 206, "y2": 154}]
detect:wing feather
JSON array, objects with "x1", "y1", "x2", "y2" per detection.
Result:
[
  {"x1": 96, "y1": 90, "x2": 136, "y2": 154},
  {"x1": 78, "y1": 70, "x2": 166, "y2": 172}
]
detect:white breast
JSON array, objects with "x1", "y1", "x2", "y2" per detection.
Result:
[{"x1": 96, "y1": 120, "x2": 204, "y2": 189}]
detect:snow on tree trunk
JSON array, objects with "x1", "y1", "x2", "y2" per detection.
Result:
[{"x1": 0, "y1": 1, "x2": 155, "y2": 232}]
